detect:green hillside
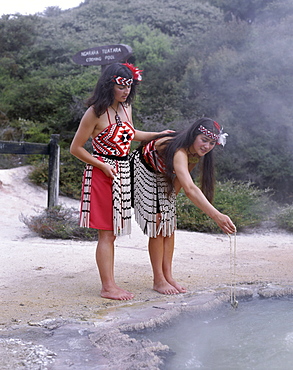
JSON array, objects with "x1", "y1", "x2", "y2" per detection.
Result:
[{"x1": 1, "y1": 0, "x2": 293, "y2": 202}]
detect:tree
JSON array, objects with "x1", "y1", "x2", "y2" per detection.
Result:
[{"x1": 208, "y1": 0, "x2": 275, "y2": 22}]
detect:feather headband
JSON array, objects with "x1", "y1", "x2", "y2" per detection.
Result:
[
  {"x1": 112, "y1": 63, "x2": 143, "y2": 86},
  {"x1": 198, "y1": 121, "x2": 228, "y2": 146}
]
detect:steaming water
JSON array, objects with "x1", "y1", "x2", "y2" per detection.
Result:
[{"x1": 130, "y1": 298, "x2": 293, "y2": 370}]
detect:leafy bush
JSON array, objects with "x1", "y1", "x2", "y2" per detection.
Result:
[
  {"x1": 28, "y1": 159, "x2": 49, "y2": 185},
  {"x1": 28, "y1": 147, "x2": 85, "y2": 199},
  {"x1": 59, "y1": 148, "x2": 85, "y2": 199},
  {"x1": 21, "y1": 205, "x2": 98, "y2": 240},
  {"x1": 176, "y1": 180, "x2": 273, "y2": 233},
  {"x1": 0, "y1": 117, "x2": 51, "y2": 169},
  {"x1": 0, "y1": 118, "x2": 50, "y2": 143},
  {"x1": 275, "y1": 205, "x2": 293, "y2": 232}
]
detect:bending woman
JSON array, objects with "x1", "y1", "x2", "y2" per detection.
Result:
[{"x1": 130, "y1": 117, "x2": 236, "y2": 295}]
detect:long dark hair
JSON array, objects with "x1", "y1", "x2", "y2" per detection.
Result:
[
  {"x1": 156, "y1": 118, "x2": 220, "y2": 202},
  {"x1": 86, "y1": 63, "x2": 138, "y2": 117}
]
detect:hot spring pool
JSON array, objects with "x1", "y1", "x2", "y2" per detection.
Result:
[{"x1": 129, "y1": 298, "x2": 293, "y2": 369}]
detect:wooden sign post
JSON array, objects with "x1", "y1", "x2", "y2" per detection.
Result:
[{"x1": 72, "y1": 44, "x2": 133, "y2": 69}]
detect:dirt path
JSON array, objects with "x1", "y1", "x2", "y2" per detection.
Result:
[{"x1": 0, "y1": 166, "x2": 292, "y2": 368}]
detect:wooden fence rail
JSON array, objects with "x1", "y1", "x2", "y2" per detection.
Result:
[{"x1": 0, "y1": 134, "x2": 60, "y2": 208}]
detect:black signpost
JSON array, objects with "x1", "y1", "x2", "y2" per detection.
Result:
[{"x1": 72, "y1": 44, "x2": 133, "y2": 68}]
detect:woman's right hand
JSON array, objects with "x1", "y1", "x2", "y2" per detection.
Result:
[
  {"x1": 214, "y1": 213, "x2": 236, "y2": 234},
  {"x1": 102, "y1": 163, "x2": 117, "y2": 179}
]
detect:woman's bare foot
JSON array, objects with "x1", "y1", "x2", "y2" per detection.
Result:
[
  {"x1": 101, "y1": 286, "x2": 134, "y2": 300},
  {"x1": 167, "y1": 278, "x2": 187, "y2": 293},
  {"x1": 153, "y1": 280, "x2": 179, "y2": 295}
]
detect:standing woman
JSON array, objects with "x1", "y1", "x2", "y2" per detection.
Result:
[
  {"x1": 130, "y1": 118, "x2": 236, "y2": 295},
  {"x1": 70, "y1": 62, "x2": 167, "y2": 300}
]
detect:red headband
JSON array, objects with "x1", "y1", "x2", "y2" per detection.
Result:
[{"x1": 198, "y1": 124, "x2": 220, "y2": 141}]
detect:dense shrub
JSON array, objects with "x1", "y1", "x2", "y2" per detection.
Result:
[
  {"x1": 21, "y1": 205, "x2": 98, "y2": 240},
  {"x1": 28, "y1": 147, "x2": 85, "y2": 199},
  {"x1": 58, "y1": 148, "x2": 85, "y2": 199},
  {"x1": 176, "y1": 180, "x2": 273, "y2": 233},
  {"x1": 28, "y1": 159, "x2": 49, "y2": 185}
]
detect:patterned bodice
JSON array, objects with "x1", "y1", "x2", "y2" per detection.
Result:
[
  {"x1": 143, "y1": 140, "x2": 166, "y2": 173},
  {"x1": 92, "y1": 120, "x2": 135, "y2": 157}
]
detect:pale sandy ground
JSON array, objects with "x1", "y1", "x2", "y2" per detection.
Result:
[{"x1": 0, "y1": 166, "x2": 292, "y2": 368}]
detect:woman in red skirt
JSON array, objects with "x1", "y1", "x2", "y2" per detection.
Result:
[{"x1": 70, "y1": 62, "x2": 168, "y2": 300}]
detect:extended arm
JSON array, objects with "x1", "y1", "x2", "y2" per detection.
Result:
[
  {"x1": 173, "y1": 149, "x2": 236, "y2": 234},
  {"x1": 133, "y1": 129, "x2": 174, "y2": 142},
  {"x1": 126, "y1": 103, "x2": 173, "y2": 141}
]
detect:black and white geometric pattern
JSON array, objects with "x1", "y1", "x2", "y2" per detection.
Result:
[{"x1": 130, "y1": 149, "x2": 177, "y2": 238}]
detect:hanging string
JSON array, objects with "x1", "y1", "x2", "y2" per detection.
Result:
[{"x1": 229, "y1": 232, "x2": 238, "y2": 309}]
